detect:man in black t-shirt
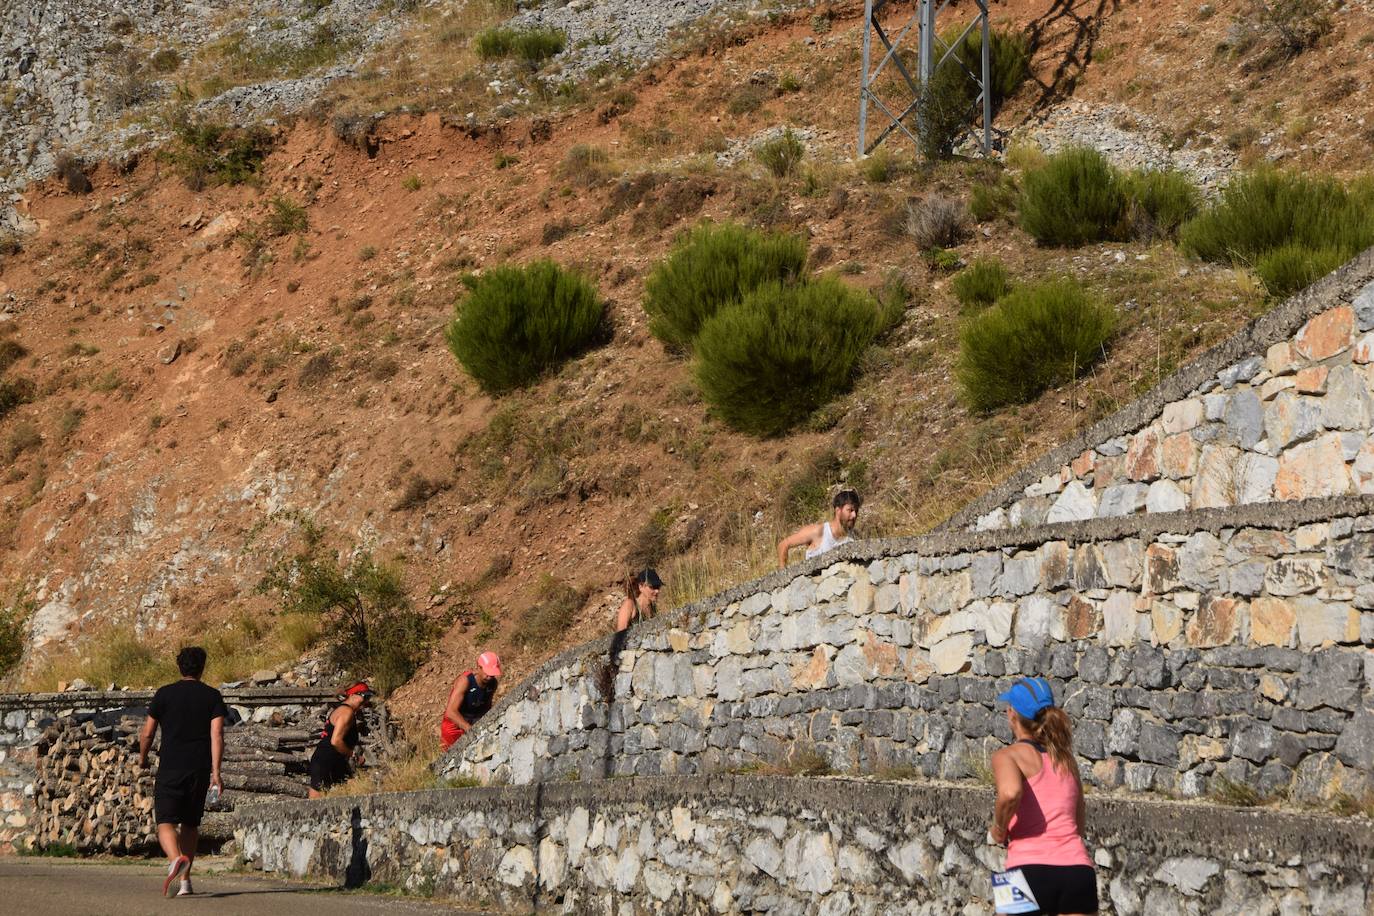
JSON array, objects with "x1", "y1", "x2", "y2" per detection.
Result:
[{"x1": 138, "y1": 646, "x2": 227, "y2": 898}]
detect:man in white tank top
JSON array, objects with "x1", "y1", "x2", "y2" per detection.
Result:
[{"x1": 776, "y1": 489, "x2": 862, "y2": 568}]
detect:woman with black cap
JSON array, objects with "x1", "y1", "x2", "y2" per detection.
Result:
[
  {"x1": 988, "y1": 677, "x2": 1098, "y2": 916},
  {"x1": 608, "y1": 568, "x2": 662, "y2": 667},
  {"x1": 307, "y1": 681, "x2": 373, "y2": 798}
]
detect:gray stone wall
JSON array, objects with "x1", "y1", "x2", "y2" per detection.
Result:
[
  {"x1": 439, "y1": 498, "x2": 1374, "y2": 805},
  {"x1": 947, "y1": 249, "x2": 1374, "y2": 534},
  {"x1": 236, "y1": 776, "x2": 1374, "y2": 915}
]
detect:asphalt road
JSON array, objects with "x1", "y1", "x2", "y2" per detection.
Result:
[{"x1": 0, "y1": 857, "x2": 497, "y2": 916}]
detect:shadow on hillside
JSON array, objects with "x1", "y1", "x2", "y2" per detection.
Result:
[{"x1": 1021, "y1": 0, "x2": 1121, "y2": 117}]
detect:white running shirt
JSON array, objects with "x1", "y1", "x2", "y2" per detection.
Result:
[{"x1": 805, "y1": 521, "x2": 852, "y2": 559}]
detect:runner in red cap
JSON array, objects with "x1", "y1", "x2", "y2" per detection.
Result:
[
  {"x1": 307, "y1": 681, "x2": 374, "y2": 798},
  {"x1": 440, "y1": 653, "x2": 502, "y2": 750}
]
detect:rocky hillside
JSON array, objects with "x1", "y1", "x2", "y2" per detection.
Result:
[{"x1": 0, "y1": 0, "x2": 1371, "y2": 729}]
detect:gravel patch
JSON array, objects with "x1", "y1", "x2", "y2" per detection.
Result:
[{"x1": 1017, "y1": 101, "x2": 1238, "y2": 195}]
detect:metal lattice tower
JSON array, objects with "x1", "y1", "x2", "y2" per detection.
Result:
[{"x1": 858, "y1": 0, "x2": 994, "y2": 157}]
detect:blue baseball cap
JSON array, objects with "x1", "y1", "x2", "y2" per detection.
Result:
[{"x1": 997, "y1": 677, "x2": 1055, "y2": 720}]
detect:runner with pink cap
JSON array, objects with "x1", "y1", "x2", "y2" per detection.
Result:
[{"x1": 440, "y1": 652, "x2": 502, "y2": 750}]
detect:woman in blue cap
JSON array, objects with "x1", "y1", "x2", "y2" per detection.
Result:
[{"x1": 989, "y1": 677, "x2": 1098, "y2": 915}]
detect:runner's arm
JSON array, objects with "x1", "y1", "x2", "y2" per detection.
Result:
[
  {"x1": 331, "y1": 707, "x2": 355, "y2": 756},
  {"x1": 210, "y1": 715, "x2": 224, "y2": 791},
  {"x1": 989, "y1": 749, "x2": 1024, "y2": 844},
  {"x1": 614, "y1": 597, "x2": 636, "y2": 632},
  {"x1": 443, "y1": 683, "x2": 472, "y2": 731},
  {"x1": 137, "y1": 715, "x2": 158, "y2": 767},
  {"x1": 776, "y1": 524, "x2": 820, "y2": 568}
]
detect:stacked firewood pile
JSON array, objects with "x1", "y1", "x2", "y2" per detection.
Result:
[{"x1": 33, "y1": 715, "x2": 319, "y2": 852}]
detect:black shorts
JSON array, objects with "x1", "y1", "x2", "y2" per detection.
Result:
[
  {"x1": 154, "y1": 769, "x2": 211, "y2": 826},
  {"x1": 1018, "y1": 864, "x2": 1099, "y2": 915},
  {"x1": 308, "y1": 747, "x2": 352, "y2": 791}
]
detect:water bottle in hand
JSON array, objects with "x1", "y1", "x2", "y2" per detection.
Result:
[{"x1": 207, "y1": 783, "x2": 221, "y2": 806}]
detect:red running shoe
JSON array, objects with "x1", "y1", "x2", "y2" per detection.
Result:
[{"x1": 163, "y1": 855, "x2": 190, "y2": 897}]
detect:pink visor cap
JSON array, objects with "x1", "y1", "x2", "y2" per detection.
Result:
[{"x1": 477, "y1": 652, "x2": 502, "y2": 677}]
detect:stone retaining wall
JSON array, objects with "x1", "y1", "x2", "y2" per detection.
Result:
[
  {"x1": 0, "y1": 688, "x2": 335, "y2": 854},
  {"x1": 236, "y1": 776, "x2": 1374, "y2": 915},
  {"x1": 948, "y1": 249, "x2": 1374, "y2": 533},
  {"x1": 439, "y1": 498, "x2": 1374, "y2": 805}
]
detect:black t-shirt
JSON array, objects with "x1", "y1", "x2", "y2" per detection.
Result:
[
  {"x1": 149, "y1": 679, "x2": 229, "y2": 773},
  {"x1": 458, "y1": 672, "x2": 497, "y2": 722}
]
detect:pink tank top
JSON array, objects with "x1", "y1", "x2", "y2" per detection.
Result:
[{"x1": 1005, "y1": 748, "x2": 1092, "y2": 869}]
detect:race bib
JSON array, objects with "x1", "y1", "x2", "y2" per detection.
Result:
[{"x1": 992, "y1": 869, "x2": 1040, "y2": 914}]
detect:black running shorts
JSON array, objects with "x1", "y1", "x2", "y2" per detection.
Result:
[
  {"x1": 1017, "y1": 864, "x2": 1099, "y2": 915},
  {"x1": 308, "y1": 747, "x2": 352, "y2": 791},
  {"x1": 153, "y1": 768, "x2": 211, "y2": 827}
]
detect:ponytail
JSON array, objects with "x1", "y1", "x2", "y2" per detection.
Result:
[
  {"x1": 1028, "y1": 705, "x2": 1076, "y2": 774},
  {"x1": 624, "y1": 576, "x2": 641, "y2": 602}
]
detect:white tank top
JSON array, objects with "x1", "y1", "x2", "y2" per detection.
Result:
[{"x1": 805, "y1": 521, "x2": 852, "y2": 559}]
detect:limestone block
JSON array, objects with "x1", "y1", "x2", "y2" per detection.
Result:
[
  {"x1": 786, "y1": 577, "x2": 817, "y2": 612},
  {"x1": 1146, "y1": 479, "x2": 1188, "y2": 513},
  {"x1": 1102, "y1": 593, "x2": 1138, "y2": 647},
  {"x1": 1264, "y1": 557, "x2": 1324, "y2": 596},
  {"x1": 1014, "y1": 595, "x2": 1057, "y2": 649},
  {"x1": 1100, "y1": 539, "x2": 1145, "y2": 588},
  {"x1": 1150, "y1": 601, "x2": 1183, "y2": 645},
  {"x1": 1295, "y1": 364, "x2": 1330, "y2": 394},
  {"x1": 1097, "y1": 483, "x2": 1149, "y2": 517},
  {"x1": 1334, "y1": 709, "x2": 1374, "y2": 769},
  {"x1": 791, "y1": 646, "x2": 833, "y2": 690},
  {"x1": 1266, "y1": 340, "x2": 1299, "y2": 376},
  {"x1": 875, "y1": 583, "x2": 900, "y2": 614},
  {"x1": 833, "y1": 644, "x2": 871, "y2": 687},
  {"x1": 1162, "y1": 399, "x2": 1204, "y2": 434},
  {"x1": 1071, "y1": 449, "x2": 1096, "y2": 477},
  {"x1": 1264, "y1": 391, "x2": 1323, "y2": 449},
  {"x1": 498, "y1": 845, "x2": 536, "y2": 887},
  {"x1": 1249, "y1": 597, "x2": 1296, "y2": 647},
  {"x1": 1047, "y1": 480, "x2": 1097, "y2": 523},
  {"x1": 984, "y1": 601, "x2": 1015, "y2": 648},
  {"x1": 1066, "y1": 595, "x2": 1102, "y2": 640},
  {"x1": 1293, "y1": 596, "x2": 1359, "y2": 647},
  {"x1": 1259, "y1": 376, "x2": 1296, "y2": 400},
  {"x1": 613, "y1": 846, "x2": 642, "y2": 892},
  {"x1": 1354, "y1": 331, "x2": 1374, "y2": 364},
  {"x1": 998, "y1": 555, "x2": 1040, "y2": 597},
  {"x1": 539, "y1": 837, "x2": 568, "y2": 890},
  {"x1": 1354, "y1": 437, "x2": 1374, "y2": 494},
  {"x1": 1321, "y1": 365, "x2": 1373, "y2": 431},
  {"x1": 1143, "y1": 544, "x2": 1179, "y2": 595},
  {"x1": 970, "y1": 553, "x2": 1002, "y2": 596},
  {"x1": 1155, "y1": 856, "x2": 1221, "y2": 896},
  {"x1": 1223, "y1": 389, "x2": 1264, "y2": 449},
  {"x1": 1160, "y1": 433, "x2": 1199, "y2": 480},
  {"x1": 1191, "y1": 443, "x2": 1239, "y2": 509},
  {"x1": 1294, "y1": 305, "x2": 1355, "y2": 360},
  {"x1": 1355, "y1": 280, "x2": 1374, "y2": 330},
  {"x1": 1039, "y1": 541, "x2": 1071, "y2": 588},
  {"x1": 1177, "y1": 531, "x2": 1225, "y2": 591},
  {"x1": 930, "y1": 634, "x2": 973, "y2": 674},
  {"x1": 975, "y1": 508, "x2": 1007, "y2": 531},
  {"x1": 1185, "y1": 597, "x2": 1241, "y2": 648},
  {"x1": 1124, "y1": 425, "x2": 1164, "y2": 481},
  {"x1": 1275, "y1": 433, "x2": 1351, "y2": 500}
]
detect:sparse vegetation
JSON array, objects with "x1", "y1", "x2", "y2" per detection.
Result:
[
  {"x1": 756, "y1": 130, "x2": 804, "y2": 179},
  {"x1": 258, "y1": 521, "x2": 436, "y2": 695},
  {"x1": 906, "y1": 194, "x2": 969, "y2": 250},
  {"x1": 266, "y1": 196, "x2": 309, "y2": 236},
  {"x1": 0, "y1": 589, "x2": 33, "y2": 681},
  {"x1": 957, "y1": 279, "x2": 1117, "y2": 411},
  {"x1": 165, "y1": 113, "x2": 273, "y2": 190},
  {"x1": 917, "y1": 23, "x2": 1030, "y2": 159},
  {"x1": 1123, "y1": 168, "x2": 1200, "y2": 240},
  {"x1": 473, "y1": 25, "x2": 566, "y2": 64},
  {"x1": 951, "y1": 258, "x2": 1011, "y2": 313},
  {"x1": 510, "y1": 575, "x2": 590, "y2": 648},
  {"x1": 445, "y1": 260, "x2": 605, "y2": 394},
  {"x1": 643, "y1": 222, "x2": 808, "y2": 353},
  {"x1": 1019, "y1": 146, "x2": 1127, "y2": 247},
  {"x1": 560, "y1": 144, "x2": 612, "y2": 186},
  {"x1": 695, "y1": 276, "x2": 883, "y2": 436},
  {"x1": 0, "y1": 339, "x2": 27, "y2": 373},
  {"x1": 0, "y1": 376, "x2": 34, "y2": 420},
  {"x1": 1180, "y1": 169, "x2": 1374, "y2": 296}
]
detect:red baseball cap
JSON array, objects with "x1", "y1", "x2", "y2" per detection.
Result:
[
  {"x1": 343, "y1": 681, "x2": 375, "y2": 699},
  {"x1": 477, "y1": 652, "x2": 502, "y2": 677}
]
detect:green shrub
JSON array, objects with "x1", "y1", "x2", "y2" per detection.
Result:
[
  {"x1": 0, "y1": 376, "x2": 34, "y2": 420},
  {"x1": 446, "y1": 260, "x2": 605, "y2": 394},
  {"x1": 969, "y1": 174, "x2": 1018, "y2": 222},
  {"x1": 957, "y1": 279, "x2": 1116, "y2": 411},
  {"x1": 1179, "y1": 170, "x2": 1374, "y2": 286},
  {"x1": 0, "y1": 592, "x2": 33, "y2": 681},
  {"x1": 644, "y1": 222, "x2": 808, "y2": 353},
  {"x1": 511, "y1": 576, "x2": 591, "y2": 648},
  {"x1": 756, "y1": 130, "x2": 805, "y2": 179},
  {"x1": 258, "y1": 523, "x2": 435, "y2": 695},
  {"x1": 167, "y1": 114, "x2": 273, "y2": 190},
  {"x1": 1019, "y1": 146, "x2": 1127, "y2": 246},
  {"x1": 695, "y1": 277, "x2": 882, "y2": 436},
  {"x1": 474, "y1": 26, "x2": 566, "y2": 64},
  {"x1": 918, "y1": 24, "x2": 1030, "y2": 159},
  {"x1": 266, "y1": 195, "x2": 308, "y2": 236},
  {"x1": 0, "y1": 339, "x2": 28, "y2": 374},
  {"x1": 1123, "y1": 168, "x2": 1200, "y2": 239},
  {"x1": 1254, "y1": 243, "x2": 1348, "y2": 298},
  {"x1": 951, "y1": 258, "x2": 1011, "y2": 312}
]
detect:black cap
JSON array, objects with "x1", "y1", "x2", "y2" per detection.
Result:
[{"x1": 637, "y1": 568, "x2": 664, "y2": 589}]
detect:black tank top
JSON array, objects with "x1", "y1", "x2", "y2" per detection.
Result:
[{"x1": 316, "y1": 705, "x2": 359, "y2": 755}]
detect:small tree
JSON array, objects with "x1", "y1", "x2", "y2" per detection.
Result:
[
  {"x1": 446, "y1": 260, "x2": 606, "y2": 394},
  {"x1": 259, "y1": 521, "x2": 435, "y2": 694},
  {"x1": 643, "y1": 222, "x2": 807, "y2": 353},
  {"x1": 694, "y1": 276, "x2": 881, "y2": 436}
]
